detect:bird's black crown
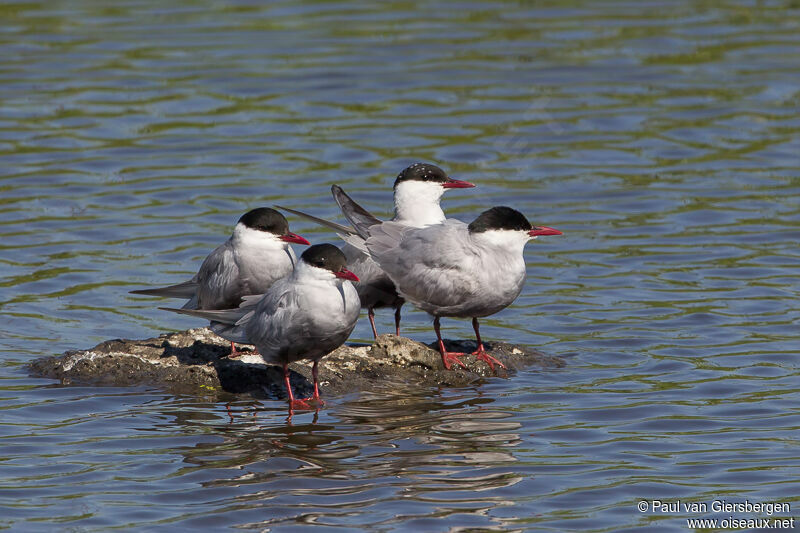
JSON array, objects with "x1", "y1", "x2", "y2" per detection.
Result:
[
  {"x1": 393, "y1": 163, "x2": 450, "y2": 189},
  {"x1": 468, "y1": 206, "x2": 532, "y2": 233},
  {"x1": 238, "y1": 207, "x2": 290, "y2": 235},
  {"x1": 301, "y1": 243, "x2": 348, "y2": 273}
]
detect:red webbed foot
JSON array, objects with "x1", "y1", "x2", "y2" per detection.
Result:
[
  {"x1": 298, "y1": 396, "x2": 325, "y2": 407},
  {"x1": 440, "y1": 349, "x2": 469, "y2": 370},
  {"x1": 472, "y1": 346, "x2": 506, "y2": 371},
  {"x1": 288, "y1": 399, "x2": 314, "y2": 411}
]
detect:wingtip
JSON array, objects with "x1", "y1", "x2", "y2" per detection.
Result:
[
  {"x1": 274, "y1": 204, "x2": 304, "y2": 218},
  {"x1": 129, "y1": 288, "x2": 161, "y2": 296},
  {"x1": 158, "y1": 307, "x2": 184, "y2": 313},
  {"x1": 330, "y1": 184, "x2": 347, "y2": 207}
]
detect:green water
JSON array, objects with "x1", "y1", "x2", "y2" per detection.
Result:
[{"x1": 1, "y1": 1, "x2": 799, "y2": 531}]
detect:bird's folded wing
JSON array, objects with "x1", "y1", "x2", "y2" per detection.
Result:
[
  {"x1": 160, "y1": 303, "x2": 256, "y2": 344},
  {"x1": 238, "y1": 294, "x2": 263, "y2": 309},
  {"x1": 364, "y1": 220, "x2": 411, "y2": 258},
  {"x1": 242, "y1": 288, "x2": 305, "y2": 355},
  {"x1": 206, "y1": 294, "x2": 264, "y2": 344},
  {"x1": 158, "y1": 306, "x2": 249, "y2": 325},
  {"x1": 193, "y1": 242, "x2": 246, "y2": 309},
  {"x1": 339, "y1": 232, "x2": 368, "y2": 254},
  {"x1": 209, "y1": 319, "x2": 252, "y2": 344},
  {"x1": 130, "y1": 280, "x2": 197, "y2": 299}
]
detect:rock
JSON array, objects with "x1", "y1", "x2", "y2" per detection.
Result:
[{"x1": 28, "y1": 328, "x2": 564, "y2": 400}]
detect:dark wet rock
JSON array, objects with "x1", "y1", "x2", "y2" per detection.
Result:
[{"x1": 28, "y1": 328, "x2": 564, "y2": 400}]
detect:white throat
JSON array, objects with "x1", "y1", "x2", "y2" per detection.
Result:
[
  {"x1": 293, "y1": 260, "x2": 339, "y2": 284},
  {"x1": 230, "y1": 223, "x2": 286, "y2": 250},
  {"x1": 472, "y1": 229, "x2": 531, "y2": 257},
  {"x1": 392, "y1": 181, "x2": 447, "y2": 227}
]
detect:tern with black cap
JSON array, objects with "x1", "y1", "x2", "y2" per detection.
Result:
[
  {"x1": 365, "y1": 206, "x2": 562, "y2": 371},
  {"x1": 130, "y1": 207, "x2": 310, "y2": 355},
  {"x1": 277, "y1": 162, "x2": 475, "y2": 338},
  {"x1": 160, "y1": 243, "x2": 361, "y2": 410}
]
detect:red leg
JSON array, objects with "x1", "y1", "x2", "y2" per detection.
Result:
[
  {"x1": 228, "y1": 341, "x2": 241, "y2": 358},
  {"x1": 471, "y1": 317, "x2": 505, "y2": 371},
  {"x1": 283, "y1": 362, "x2": 311, "y2": 410},
  {"x1": 434, "y1": 317, "x2": 468, "y2": 370},
  {"x1": 368, "y1": 307, "x2": 379, "y2": 339},
  {"x1": 394, "y1": 306, "x2": 402, "y2": 337},
  {"x1": 299, "y1": 360, "x2": 325, "y2": 406}
]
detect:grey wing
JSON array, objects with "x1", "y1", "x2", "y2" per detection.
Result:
[
  {"x1": 274, "y1": 205, "x2": 358, "y2": 236},
  {"x1": 245, "y1": 286, "x2": 306, "y2": 358},
  {"x1": 238, "y1": 294, "x2": 265, "y2": 308},
  {"x1": 194, "y1": 241, "x2": 244, "y2": 309},
  {"x1": 331, "y1": 185, "x2": 383, "y2": 239},
  {"x1": 160, "y1": 293, "x2": 262, "y2": 344},
  {"x1": 208, "y1": 294, "x2": 263, "y2": 343},
  {"x1": 367, "y1": 221, "x2": 476, "y2": 308},
  {"x1": 364, "y1": 221, "x2": 414, "y2": 260},
  {"x1": 275, "y1": 204, "x2": 369, "y2": 254},
  {"x1": 275, "y1": 202, "x2": 371, "y2": 253},
  {"x1": 343, "y1": 239, "x2": 400, "y2": 308},
  {"x1": 129, "y1": 279, "x2": 198, "y2": 299},
  {"x1": 181, "y1": 292, "x2": 199, "y2": 310},
  {"x1": 159, "y1": 305, "x2": 250, "y2": 325}
]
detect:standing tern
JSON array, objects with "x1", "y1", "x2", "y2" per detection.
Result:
[
  {"x1": 277, "y1": 162, "x2": 475, "y2": 338},
  {"x1": 365, "y1": 206, "x2": 562, "y2": 371},
  {"x1": 161, "y1": 243, "x2": 361, "y2": 410},
  {"x1": 130, "y1": 207, "x2": 310, "y2": 355}
]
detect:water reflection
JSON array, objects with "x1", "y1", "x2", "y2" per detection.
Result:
[{"x1": 136, "y1": 386, "x2": 528, "y2": 529}]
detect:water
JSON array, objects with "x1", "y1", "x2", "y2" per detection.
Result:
[{"x1": 2, "y1": 0, "x2": 799, "y2": 530}]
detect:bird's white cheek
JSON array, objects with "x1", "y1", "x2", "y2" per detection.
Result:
[{"x1": 393, "y1": 182, "x2": 447, "y2": 226}]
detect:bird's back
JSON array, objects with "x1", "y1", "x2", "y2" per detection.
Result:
[
  {"x1": 194, "y1": 238, "x2": 296, "y2": 310},
  {"x1": 341, "y1": 241, "x2": 402, "y2": 309},
  {"x1": 367, "y1": 220, "x2": 526, "y2": 317},
  {"x1": 246, "y1": 275, "x2": 360, "y2": 365}
]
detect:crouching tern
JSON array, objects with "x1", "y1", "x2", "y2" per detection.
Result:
[
  {"x1": 365, "y1": 206, "x2": 562, "y2": 371},
  {"x1": 161, "y1": 243, "x2": 361, "y2": 410},
  {"x1": 130, "y1": 207, "x2": 310, "y2": 355}
]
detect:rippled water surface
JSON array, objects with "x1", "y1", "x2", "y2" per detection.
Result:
[{"x1": 2, "y1": 1, "x2": 800, "y2": 531}]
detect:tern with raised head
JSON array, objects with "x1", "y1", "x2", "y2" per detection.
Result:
[{"x1": 278, "y1": 163, "x2": 475, "y2": 338}]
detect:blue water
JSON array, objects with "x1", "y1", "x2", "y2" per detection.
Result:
[{"x1": 2, "y1": 1, "x2": 799, "y2": 530}]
